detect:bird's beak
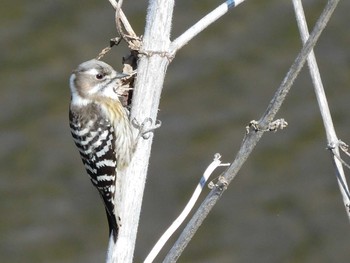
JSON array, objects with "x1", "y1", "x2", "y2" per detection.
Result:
[{"x1": 116, "y1": 72, "x2": 130, "y2": 79}]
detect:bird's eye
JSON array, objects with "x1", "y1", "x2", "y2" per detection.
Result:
[{"x1": 95, "y1": 73, "x2": 105, "y2": 80}]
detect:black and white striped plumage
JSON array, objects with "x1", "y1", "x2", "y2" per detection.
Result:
[{"x1": 69, "y1": 59, "x2": 134, "y2": 242}]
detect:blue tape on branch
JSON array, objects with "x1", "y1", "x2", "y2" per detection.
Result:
[{"x1": 226, "y1": 0, "x2": 235, "y2": 8}]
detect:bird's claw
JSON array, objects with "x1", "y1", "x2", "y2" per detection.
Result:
[{"x1": 132, "y1": 118, "x2": 161, "y2": 140}]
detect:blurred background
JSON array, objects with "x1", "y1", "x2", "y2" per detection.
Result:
[{"x1": 1, "y1": 0, "x2": 350, "y2": 262}]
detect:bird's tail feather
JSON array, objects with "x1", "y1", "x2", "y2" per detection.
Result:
[{"x1": 106, "y1": 208, "x2": 119, "y2": 243}]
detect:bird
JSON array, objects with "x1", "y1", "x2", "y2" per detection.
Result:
[{"x1": 68, "y1": 59, "x2": 135, "y2": 242}]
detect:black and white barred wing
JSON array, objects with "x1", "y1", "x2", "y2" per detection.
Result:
[{"x1": 69, "y1": 110, "x2": 120, "y2": 241}]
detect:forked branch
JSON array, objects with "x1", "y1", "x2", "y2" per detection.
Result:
[
  {"x1": 292, "y1": 0, "x2": 350, "y2": 219},
  {"x1": 163, "y1": 0, "x2": 341, "y2": 261}
]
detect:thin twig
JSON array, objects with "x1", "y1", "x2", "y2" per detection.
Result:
[
  {"x1": 108, "y1": 0, "x2": 119, "y2": 9},
  {"x1": 331, "y1": 148, "x2": 350, "y2": 172},
  {"x1": 292, "y1": 0, "x2": 350, "y2": 219},
  {"x1": 109, "y1": 0, "x2": 141, "y2": 50},
  {"x1": 144, "y1": 154, "x2": 229, "y2": 263},
  {"x1": 163, "y1": 1, "x2": 341, "y2": 261},
  {"x1": 338, "y1": 140, "x2": 350, "y2": 159},
  {"x1": 169, "y1": 0, "x2": 246, "y2": 56}
]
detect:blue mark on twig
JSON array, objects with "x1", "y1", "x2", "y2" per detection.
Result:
[{"x1": 226, "y1": 0, "x2": 235, "y2": 9}]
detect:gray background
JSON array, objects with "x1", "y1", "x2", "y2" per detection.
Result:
[{"x1": 1, "y1": 0, "x2": 349, "y2": 262}]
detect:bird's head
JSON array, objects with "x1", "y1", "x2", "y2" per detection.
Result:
[{"x1": 70, "y1": 59, "x2": 128, "y2": 106}]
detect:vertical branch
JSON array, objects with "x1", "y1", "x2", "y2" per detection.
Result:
[
  {"x1": 292, "y1": 0, "x2": 350, "y2": 219},
  {"x1": 108, "y1": 0, "x2": 175, "y2": 262}
]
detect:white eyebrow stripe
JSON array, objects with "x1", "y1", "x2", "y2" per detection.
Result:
[{"x1": 86, "y1": 68, "x2": 100, "y2": 75}]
